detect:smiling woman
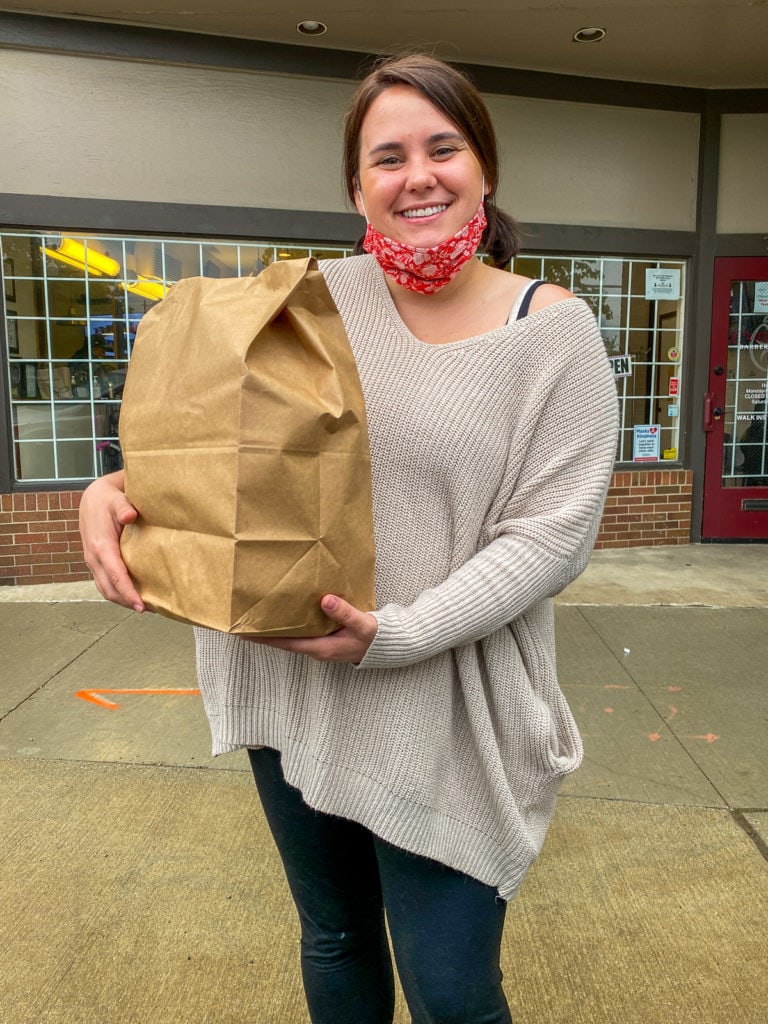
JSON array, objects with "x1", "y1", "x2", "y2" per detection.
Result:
[
  {"x1": 355, "y1": 88, "x2": 485, "y2": 241},
  {"x1": 351, "y1": 86, "x2": 489, "y2": 293},
  {"x1": 338, "y1": 54, "x2": 552, "y2": 345},
  {"x1": 343, "y1": 54, "x2": 521, "y2": 274},
  {"x1": 77, "y1": 52, "x2": 620, "y2": 1024}
]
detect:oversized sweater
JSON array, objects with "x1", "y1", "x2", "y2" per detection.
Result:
[{"x1": 195, "y1": 254, "x2": 619, "y2": 900}]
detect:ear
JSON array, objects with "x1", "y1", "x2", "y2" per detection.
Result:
[{"x1": 352, "y1": 180, "x2": 366, "y2": 219}]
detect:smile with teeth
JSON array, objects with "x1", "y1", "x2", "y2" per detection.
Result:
[{"x1": 400, "y1": 204, "x2": 449, "y2": 219}]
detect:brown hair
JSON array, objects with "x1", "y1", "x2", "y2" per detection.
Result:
[{"x1": 343, "y1": 53, "x2": 521, "y2": 268}]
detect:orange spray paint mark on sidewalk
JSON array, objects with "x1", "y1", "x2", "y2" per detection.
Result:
[{"x1": 75, "y1": 688, "x2": 201, "y2": 710}]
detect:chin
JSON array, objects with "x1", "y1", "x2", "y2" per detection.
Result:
[{"x1": 397, "y1": 224, "x2": 454, "y2": 248}]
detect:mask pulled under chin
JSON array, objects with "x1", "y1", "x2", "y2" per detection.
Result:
[{"x1": 363, "y1": 201, "x2": 487, "y2": 294}]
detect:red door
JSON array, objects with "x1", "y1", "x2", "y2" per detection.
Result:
[{"x1": 702, "y1": 257, "x2": 768, "y2": 539}]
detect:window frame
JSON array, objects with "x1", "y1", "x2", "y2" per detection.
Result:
[{"x1": 2, "y1": 228, "x2": 689, "y2": 486}]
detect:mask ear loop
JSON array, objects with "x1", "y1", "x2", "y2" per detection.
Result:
[{"x1": 355, "y1": 181, "x2": 370, "y2": 224}]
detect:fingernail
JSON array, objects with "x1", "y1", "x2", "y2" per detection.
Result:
[
  {"x1": 133, "y1": 603, "x2": 144, "y2": 613},
  {"x1": 322, "y1": 595, "x2": 338, "y2": 612}
]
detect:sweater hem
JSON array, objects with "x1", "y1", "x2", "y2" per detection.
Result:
[{"x1": 208, "y1": 707, "x2": 549, "y2": 901}]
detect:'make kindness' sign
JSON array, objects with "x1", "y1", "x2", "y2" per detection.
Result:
[{"x1": 633, "y1": 424, "x2": 660, "y2": 462}]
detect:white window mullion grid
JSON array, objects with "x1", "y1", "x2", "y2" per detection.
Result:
[
  {"x1": 621, "y1": 262, "x2": 634, "y2": 460},
  {"x1": 85, "y1": 238, "x2": 97, "y2": 478},
  {"x1": 81, "y1": 238, "x2": 99, "y2": 479},
  {"x1": 726, "y1": 283, "x2": 742, "y2": 481},
  {"x1": 40, "y1": 246, "x2": 62, "y2": 481},
  {"x1": 2, "y1": 233, "x2": 687, "y2": 481},
  {"x1": 736, "y1": 285, "x2": 745, "y2": 481},
  {"x1": 649, "y1": 262, "x2": 660, "y2": 431}
]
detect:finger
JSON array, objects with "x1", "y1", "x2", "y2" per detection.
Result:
[
  {"x1": 244, "y1": 631, "x2": 367, "y2": 664},
  {"x1": 89, "y1": 552, "x2": 145, "y2": 611},
  {"x1": 244, "y1": 635, "x2": 328, "y2": 660},
  {"x1": 82, "y1": 526, "x2": 143, "y2": 609},
  {"x1": 321, "y1": 595, "x2": 361, "y2": 628},
  {"x1": 78, "y1": 473, "x2": 144, "y2": 611},
  {"x1": 321, "y1": 595, "x2": 377, "y2": 641},
  {"x1": 114, "y1": 498, "x2": 139, "y2": 527},
  {"x1": 83, "y1": 521, "x2": 143, "y2": 610},
  {"x1": 108, "y1": 507, "x2": 144, "y2": 608},
  {"x1": 107, "y1": 567, "x2": 145, "y2": 612}
]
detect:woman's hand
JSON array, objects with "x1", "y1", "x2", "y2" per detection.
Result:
[
  {"x1": 78, "y1": 470, "x2": 145, "y2": 612},
  {"x1": 245, "y1": 594, "x2": 378, "y2": 663}
]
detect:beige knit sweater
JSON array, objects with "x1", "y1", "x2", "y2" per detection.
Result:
[{"x1": 195, "y1": 254, "x2": 619, "y2": 900}]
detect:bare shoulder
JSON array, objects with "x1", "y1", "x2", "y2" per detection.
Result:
[{"x1": 529, "y1": 282, "x2": 576, "y2": 313}]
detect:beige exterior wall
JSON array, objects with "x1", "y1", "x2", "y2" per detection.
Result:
[
  {"x1": 1, "y1": 50, "x2": 353, "y2": 212},
  {"x1": 717, "y1": 114, "x2": 768, "y2": 233},
  {"x1": 487, "y1": 94, "x2": 699, "y2": 231},
  {"x1": 2, "y1": 49, "x2": 700, "y2": 231}
]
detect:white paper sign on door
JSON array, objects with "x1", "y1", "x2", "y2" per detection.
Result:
[
  {"x1": 645, "y1": 269, "x2": 681, "y2": 301},
  {"x1": 754, "y1": 281, "x2": 768, "y2": 314},
  {"x1": 633, "y1": 424, "x2": 661, "y2": 462}
]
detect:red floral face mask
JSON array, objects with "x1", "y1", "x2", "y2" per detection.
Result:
[{"x1": 362, "y1": 200, "x2": 488, "y2": 295}]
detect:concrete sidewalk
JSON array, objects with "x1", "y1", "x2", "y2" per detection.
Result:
[{"x1": 1, "y1": 545, "x2": 766, "y2": 1023}]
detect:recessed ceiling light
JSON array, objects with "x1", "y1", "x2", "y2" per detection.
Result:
[
  {"x1": 572, "y1": 27, "x2": 606, "y2": 43},
  {"x1": 297, "y1": 20, "x2": 328, "y2": 36}
]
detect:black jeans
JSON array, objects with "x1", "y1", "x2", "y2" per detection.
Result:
[{"x1": 248, "y1": 747, "x2": 513, "y2": 1024}]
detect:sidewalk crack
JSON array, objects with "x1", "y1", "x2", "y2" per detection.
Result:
[
  {"x1": 0, "y1": 617, "x2": 128, "y2": 723},
  {"x1": 731, "y1": 810, "x2": 768, "y2": 863}
]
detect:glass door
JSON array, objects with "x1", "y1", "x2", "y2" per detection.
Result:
[{"x1": 702, "y1": 257, "x2": 768, "y2": 539}]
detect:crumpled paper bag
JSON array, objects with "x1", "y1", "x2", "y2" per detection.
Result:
[{"x1": 118, "y1": 257, "x2": 376, "y2": 636}]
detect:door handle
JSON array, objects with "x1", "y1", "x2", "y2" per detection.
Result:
[
  {"x1": 703, "y1": 392, "x2": 721, "y2": 431},
  {"x1": 704, "y1": 392, "x2": 713, "y2": 430}
]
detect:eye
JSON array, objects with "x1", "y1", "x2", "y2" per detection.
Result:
[
  {"x1": 376, "y1": 154, "x2": 403, "y2": 167},
  {"x1": 432, "y1": 145, "x2": 457, "y2": 159}
]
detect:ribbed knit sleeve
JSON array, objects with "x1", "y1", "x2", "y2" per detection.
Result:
[{"x1": 356, "y1": 300, "x2": 618, "y2": 669}]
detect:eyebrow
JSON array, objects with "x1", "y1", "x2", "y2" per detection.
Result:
[{"x1": 367, "y1": 131, "x2": 466, "y2": 157}]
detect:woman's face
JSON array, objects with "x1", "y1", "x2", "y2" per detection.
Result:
[{"x1": 353, "y1": 84, "x2": 488, "y2": 249}]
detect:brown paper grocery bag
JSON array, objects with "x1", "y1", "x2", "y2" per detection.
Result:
[{"x1": 118, "y1": 257, "x2": 376, "y2": 636}]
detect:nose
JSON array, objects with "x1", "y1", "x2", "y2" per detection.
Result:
[{"x1": 404, "y1": 156, "x2": 437, "y2": 192}]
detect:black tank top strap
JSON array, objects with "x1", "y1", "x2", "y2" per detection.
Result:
[{"x1": 515, "y1": 279, "x2": 545, "y2": 320}]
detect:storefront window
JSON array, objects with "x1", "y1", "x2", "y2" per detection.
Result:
[
  {"x1": 2, "y1": 231, "x2": 686, "y2": 483},
  {"x1": 1, "y1": 232, "x2": 350, "y2": 482},
  {"x1": 513, "y1": 254, "x2": 686, "y2": 463}
]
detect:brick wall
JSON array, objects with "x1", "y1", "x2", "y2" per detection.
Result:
[
  {"x1": 595, "y1": 469, "x2": 693, "y2": 549},
  {"x1": 0, "y1": 490, "x2": 88, "y2": 586},
  {"x1": 1, "y1": 470, "x2": 694, "y2": 586}
]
